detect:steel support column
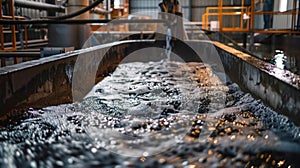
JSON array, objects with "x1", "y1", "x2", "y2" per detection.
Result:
[{"x1": 188, "y1": 0, "x2": 192, "y2": 21}]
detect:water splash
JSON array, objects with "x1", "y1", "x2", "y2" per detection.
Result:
[
  {"x1": 65, "y1": 64, "x2": 74, "y2": 83},
  {"x1": 0, "y1": 62, "x2": 299, "y2": 167},
  {"x1": 166, "y1": 28, "x2": 172, "y2": 61}
]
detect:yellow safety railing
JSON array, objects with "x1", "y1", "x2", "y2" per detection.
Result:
[
  {"x1": 202, "y1": 0, "x2": 300, "y2": 34},
  {"x1": 202, "y1": 6, "x2": 250, "y2": 32}
]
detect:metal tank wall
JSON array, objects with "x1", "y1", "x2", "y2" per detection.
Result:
[
  {"x1": 48, "y1": 0, "x2": 91, "y2": 49},
  {"x1": 1, "y1": 40, "x2": 300, "y2": 124}
]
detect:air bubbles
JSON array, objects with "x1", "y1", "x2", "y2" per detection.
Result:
[{"x1": 91, "y1": 148, "x2": 97, "y2": 153}]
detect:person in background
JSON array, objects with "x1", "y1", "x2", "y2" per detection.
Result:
[{"x1": 263, "y1": 0, "x2": 274, "y2": 29}]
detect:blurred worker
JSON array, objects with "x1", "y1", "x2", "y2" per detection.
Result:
[
  {"x1": 157, "y1": 0, "x2": 187, "y2": 40},
  {"x1": 263, "y1": 0, "x2": 274, "y2": 29},
  {"x1": 159, "y1": 0, "x2": 181, "y2": 16}
]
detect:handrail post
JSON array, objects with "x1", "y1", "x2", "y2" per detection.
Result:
[
  {"x1": 218, "y1": 0, "x2": 222, "y2": 32},
  {"x1": 240, "y1": 0, "x2": 244, "y2": 29}
]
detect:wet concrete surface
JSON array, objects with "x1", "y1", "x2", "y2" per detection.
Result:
[
  {"x1": 0, "y1": 61, "x2": 299, "y2": 167},
  {"x1": 250, "y1": 34, "x2": 300, "y2": 75}
]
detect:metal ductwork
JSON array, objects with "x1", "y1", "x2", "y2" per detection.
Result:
[{"x1": 14, "y1": 0, "x2": 65, "y2": 12}]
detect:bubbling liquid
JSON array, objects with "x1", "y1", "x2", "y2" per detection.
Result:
[{"x1": 0, "y1": 61, "x2": 299, "y2": 167}]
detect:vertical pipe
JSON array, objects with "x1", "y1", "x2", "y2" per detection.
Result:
[
  {"x1": 128, "y1": 0, "x2": 131, "y2": 14},
  {"x1": 105, "y1": 0, "x2": 110, "y2": 19},
  {"x1": 218, "y1": 0, "x2": 223, "y2": 32},
  {"x1": 292, "y1": 0, "x2": 297, "y2": 30},
  {"x1": 188, "y1": 0, "x2": 192, "y2": 21},
  {"x1": 67, "y1": 0, "x2": 89, "y2": 20}
]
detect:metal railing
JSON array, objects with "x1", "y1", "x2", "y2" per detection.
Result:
[
  {"x1": 202, "y1": 6, "x2": 250, "y2": 32},
  {"x1": 1, "y1": 0, "x2": 19, "y2": 65},
  {"x1": 202, "y1": 0, "x2": 300, "y2": 34}
]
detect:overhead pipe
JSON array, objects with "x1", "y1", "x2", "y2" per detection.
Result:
[
  {"x1": 0, "y1": 19, "x2": 168, "y2": 25},
  {"x1": 14, "y1": 0, "x2": 108, "y2": 19},
  {"x1": 49, "y1": 0, "x2": 104, "y2": 20},
  {"x1": 14, "y1": 0, "x2": 65, "y2": 12},
  {"x1": 91, "y1": 7, "x2": 111, "y2": 14}
]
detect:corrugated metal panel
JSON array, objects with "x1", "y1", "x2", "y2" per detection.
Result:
[
  {"x1": 129, "y1": 0, "x2": 248, "y2": 22},
  {"x1": 17, "y1": 0, "x2": 48, "y2": 19},
  {"x1": 181, "y1": 7, "x2": 189, "y2": 20},
  {"x1": 193, "y1": 0, "x2": 218, "y2": 6},
  {"x1": 191, "y1": 8, "x2": 206, "y2": 22},
  {"x1": 130, "y1": 0, "x2": 160, "y2": 8},
  {"x1": 273, "y1": 0, "x2": 293, "y2": 29},
  {"x1": 130, "y1": 0, "x2": 160, "y2": 17},
  {"x1": 179, "y1": 0, "x2": 189, "y2": 6}
]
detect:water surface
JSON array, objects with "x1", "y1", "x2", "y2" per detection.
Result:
[{"x1": 0, "y1": 61, "x2": 299, "y2": 167}]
